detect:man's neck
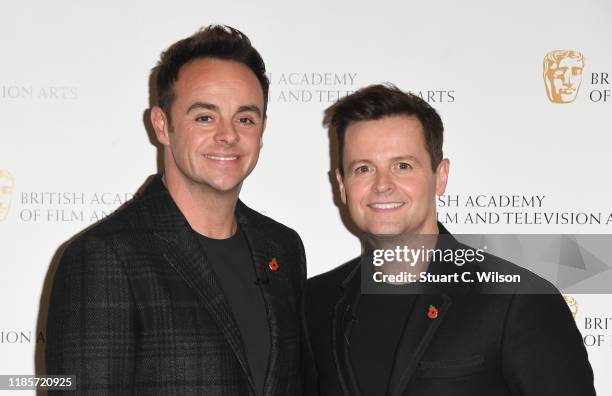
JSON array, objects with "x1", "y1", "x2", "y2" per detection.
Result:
[
  {"x1": 363, "y1": 222, "x2": 440, "y2": 282},
  {"x1": 163, "y1": 170, "x2": 240, "y2": 239},
  {"x1": 364, "y1": 220, "x2": 440, "y2": 250}
]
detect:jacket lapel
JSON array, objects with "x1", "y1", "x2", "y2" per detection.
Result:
[
  {"x1": 143, "y1": 175, "x2": 256, "y2": 393},
  {"x1": 236, "y1": 201, "x2": 282, "y2": 396},
  {"x1": 387, "y1": 293, "x2": 452, "y2": 396},
  {"x1": 331, "y1": 223, "x2": 472, "y2": 396},
  {"x1": 387, "y1": 225, "x2": 472, "y2": 396},
  {"x1": 332, "y1": 260, "x2": 362, "y2": 396},
  {"x1": 332, "y1": 259, "x2": 453, "y2": 396}
]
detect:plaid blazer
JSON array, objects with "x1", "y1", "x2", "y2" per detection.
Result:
[{"x1": 46, "y1": 175, "x2": 308, "y2": 395}]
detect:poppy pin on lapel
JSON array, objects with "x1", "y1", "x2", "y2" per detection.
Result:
[
  {"x1": 268, "y1": 257, "x2": 279, "y2": 271},
  {"x1": 427, "y1": 305, "x2": 439, "y2": 319}
]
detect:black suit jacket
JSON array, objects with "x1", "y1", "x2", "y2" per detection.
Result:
[
  {"x1": 306, "y1": 225, "x2": 595, "y2": 396},
  {"x1": 46, "y1": 175, "x2": 308, "y2": 395}
]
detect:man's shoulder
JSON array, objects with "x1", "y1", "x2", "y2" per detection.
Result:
[
  {"x1": 459, "y1": 241, "x2": 560, "y2": 294},
  {"x1": 237, "y1": 200, "x2": 300, "y2": 242},
  {"x1": 63, "y1": 179, "x2": 162, "y2": 252},
  {"x1": 307, "y1": 257, "x2": 360, "y2": 291},
  {"x1": 305, "y1": 258, "x2": 360, "y2": 324}
]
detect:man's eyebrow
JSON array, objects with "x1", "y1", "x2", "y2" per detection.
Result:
[
  {"x1": 347, "y1": 159, "x2": 372, "y2": 169},
  {"x1": 186, "y1": 102, "x2": 218, "y2": 114},
  {"x1": 392, "y1": 155, "x2": 421, "y2": 163},
  {"x1": 237, "y1": 105, "x2": 262, "y2": 117},
  {"x1": 346, "y1": 156, "x2": 422, "y2": 169},
  {"x1": 185, "y1": 103, "x2": 262, "y2": 117}
]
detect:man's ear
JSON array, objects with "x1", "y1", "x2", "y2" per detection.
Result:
[
  {"x1": 260, "y1": 117, "x2": 267, "y2": 149},
  {"x1": 435, "y1": 158, "x2": 450, "y2": 195},
  {"x1": 150, "y1": 106, "x2": 171, "y2": 146},
  {"x1": 335, "y1": 168, "x2": 347, "y2": 204}
]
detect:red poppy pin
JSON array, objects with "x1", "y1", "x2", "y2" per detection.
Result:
[
  {"x1": 268, "y1": 257, "x2": 279, "y2": 271},
  {"x1": 427, "y1": 305, "x2": 439, "y2": 319}
]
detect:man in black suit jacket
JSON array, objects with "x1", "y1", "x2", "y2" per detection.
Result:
[
  {"x1": 46, "y1": 26, "x2": 308, "y2": 395},
  {"x1": 306, "y1": 84, "x2": 595, "y2": 395}
]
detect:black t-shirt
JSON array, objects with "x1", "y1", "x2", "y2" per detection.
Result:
[
  {"x1": 194, "y1": 227, "x2": 270, "y2": 395},
  {"x1": 349, "y1": 293, "x2": 417, "y2": 396}
]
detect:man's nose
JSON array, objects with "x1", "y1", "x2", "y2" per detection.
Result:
[
  {"x1": 214, "y1": 119, "x2": 239, "y2": 145},
  {"x1": 372, "y1": 171, "x2": 394, "y2": 194}
]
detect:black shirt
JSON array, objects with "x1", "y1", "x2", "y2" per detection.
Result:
[
  {"x1": 349, "y1": 293, "x2": 417, "y2": 396},
  {"x1": 194, "y1": 227, "x2": 270, "y2": 395}
]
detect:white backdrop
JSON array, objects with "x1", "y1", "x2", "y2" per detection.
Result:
[{"x1": 1, "y1": 0, "x2": 611, "y2": 394}]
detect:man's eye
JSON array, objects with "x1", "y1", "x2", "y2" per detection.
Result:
[
  {"x1": 196, "y1": 115, "x2": 213, "y2": 122},
  {"x1": 355, "y1": 165, "x2": 370, "y2": 174},
  {"x1": 238, "y1": 117, "x2": 255, "y2": 125},
  {"x1": 396, "y1": 162, "x2": 412, "y2": 171}
]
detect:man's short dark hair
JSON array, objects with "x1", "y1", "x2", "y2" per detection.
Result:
[
  {"x1": 154, "y1": 25, "x2": 269, "y2": 122},
  {"x1": 324, "y1": 84, "x2": 444, "y2": 175}
]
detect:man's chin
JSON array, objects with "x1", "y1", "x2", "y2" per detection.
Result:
[
  {"x1": 209, "y1": 181, "x2": 243, "y2": 194},
  {"x1": 188, "y1": 176, "x2": 244, "y2": 195},
  {"x1": 364, "y1": 223, "x2": 433, "y2": 239},
  {"x1": 364, "y1": 230, "x2": 407, "y2": 244}
]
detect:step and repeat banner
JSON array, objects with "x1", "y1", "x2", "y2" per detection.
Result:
[{"x1": 1, "y1": 0, "x2": 611, "y2": 394}]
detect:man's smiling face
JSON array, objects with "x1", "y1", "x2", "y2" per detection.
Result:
[
  {"x1": 336, "y1": 115, "x2": 448, "y2": 237},
  {"x1": 154, "y1": 58, "x2": 266, "y2": 195}
]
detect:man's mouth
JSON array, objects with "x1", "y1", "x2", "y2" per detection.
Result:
[
  {"x1": 368, "y1": 202, "x2": 405, "y2": 210},
  {"x1": 204, "y1": 154, "x2": 239, "y2": 161}
]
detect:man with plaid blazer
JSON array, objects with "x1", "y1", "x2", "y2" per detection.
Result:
[{"x1": 46, "y1": 26, "x2": 310, "y2": 395}]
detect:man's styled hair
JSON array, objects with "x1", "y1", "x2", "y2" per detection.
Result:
[
  {"x1": 323, "y1": 84, "x2": 444, "y2": 175},
  {"x1": 154, "y1": 25, "x2": 269, "y2": 121}
]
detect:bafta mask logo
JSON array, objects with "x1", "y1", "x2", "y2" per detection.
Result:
[
  {"x1": 543, "y1": 50, "x2": 585, "y2": 103},
  {"x1": 0, "y1": 170, "x2": 15, "y2": 221},
  {"x1": 563, "y1": 295, "x2": 578, "y2": 319}
]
